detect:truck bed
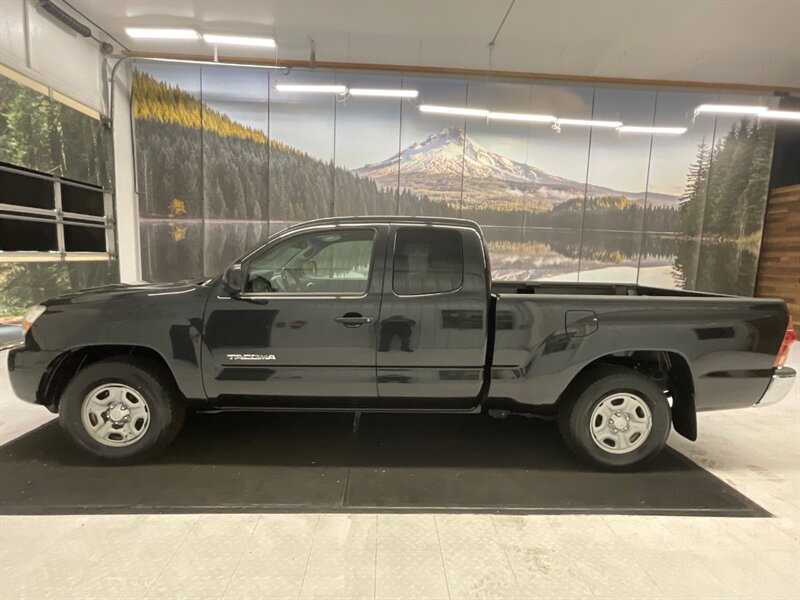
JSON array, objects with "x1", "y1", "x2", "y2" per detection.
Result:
[
  {"x1": 488, "y1": 280, "x2": 790, "y2": 413},
  {"x1": 491, "y1": 281, "x2": 724, "y2": 298}
]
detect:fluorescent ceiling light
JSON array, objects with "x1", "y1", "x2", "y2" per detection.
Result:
[
  {"x1": 556, "y1": 118, "x2": 622, "y2": 128},
  {"x1": 144, "y1": 57, "x2": 285, "y2": 69},
  {"x1": 695, "y1": 104, "x2": 768, "y2": 115},
  {"x1": 419, "y1": 105, "x2": 489, "y2": 117},
  {"x1": 125, "y1": 28, "x2": 200, "y2": 40},
  {"x1": 618, "y1": 125, "x2": 687, "y2": 134},
  {"x1": 349, "y1": 88, "x2": 418, "y2": 98},
  {"x1": 758, "y1": 110, "x2": 800, "y2": 121},
  {"x1": 275, "y1": 84, "x2": 347, "y2": 94},
  {"x1": 488, "y1": 112, "x2": 556, "y2": 123},
  {"x1": 203, "y1": 34, "x2": 276, "y2": 48}
]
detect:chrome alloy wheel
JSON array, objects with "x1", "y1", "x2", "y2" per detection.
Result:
[
  {"x1": 80, "y1": 384, "x2": 151, "y2": 447},
  {"x1": 589, "y1": 392, "x2": 652, "y2": 454}
]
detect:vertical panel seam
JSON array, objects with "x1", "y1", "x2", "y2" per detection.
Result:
[
  {"x1": 636, "y1": 92, "x2": 659, "y2": 284},
  {"x1": 575, "y1": 88, "x2": 597, "y2": 279}
]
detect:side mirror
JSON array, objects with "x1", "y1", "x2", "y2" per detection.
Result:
[{"x1": 222, "y1": 263, "x2": 245, "y2": 295}]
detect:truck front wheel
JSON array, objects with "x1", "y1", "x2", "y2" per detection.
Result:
[
  {"x1": 58, "y1": 358, "x2": 185, "y2": 463},
  {"x1": 558, "y1": 366, "x2": 672, "y2": 470}
]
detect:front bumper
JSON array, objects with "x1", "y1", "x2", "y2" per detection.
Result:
[
  {"x1": 7, "y1": 347, "x2": 59, "y2": 406},
  {"x1": 754, "y1": 367, "x2": 797, "y2": 407}
]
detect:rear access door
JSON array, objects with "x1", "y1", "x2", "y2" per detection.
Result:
[{"x1": 376, "y1": 224, "x2": 489, "y2": 408}]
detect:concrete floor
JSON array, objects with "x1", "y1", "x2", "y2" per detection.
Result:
[
  {"x1": 0, "y1": 347, "x2": 798, "y2": 599},
  {"x1": 0, "y1": 325, "x2": 23, "y2": 351}
]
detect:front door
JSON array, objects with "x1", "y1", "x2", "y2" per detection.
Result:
[{"x1": 201, "y1": 225, "x2": 387, "y2": 407}]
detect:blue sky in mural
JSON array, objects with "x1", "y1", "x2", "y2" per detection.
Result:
[
  {"x1": 648, "y1": 91, "x2": 719, "y2": 197},
  {"x1": 587, "y1": 87, "x2": 656, "y2": 197},
  {"x1": 333, "y1": 71, "x2": 404, "y2": 171},
  {"x1": 270, "y1": 70, "x2": 337, "y2": 162},
  {"x1": 137, "y1": 63, "x2": 201, "y2": 96},
  {"x1": 466, "y1": 80, "x2": 594, "y2": 186},
  {"x1": 201, "y1": 65, "x2": 269, "y2": 130}
]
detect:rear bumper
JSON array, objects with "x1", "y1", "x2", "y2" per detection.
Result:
[{"x1": 754, "y1": 367, "x2": 797, "y2": 407}]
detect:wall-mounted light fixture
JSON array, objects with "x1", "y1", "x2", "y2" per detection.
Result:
[
  {"x1": 349, "y1": 89, "x2": 419, "y2": 98},
  {"x1": 488, "y1": 112, "x2": 556, "y2": 123},
  {"x1": 419, "y1": 105, "x2": 489, "y2": 117},
  {"x1": 694, "y1": 104, "x2": 768, "y2": 115},
  {"x1": 275, "y1": 84, "x2": 347, "y2": 94},
  {"x1": 147, "y1": 57, "x2": 286, "y2": 69},
  {"x1": 618, "y1": 125, "x2": 688, "y2": 134},
  {"x1": 556, "y1": 118, "x2": 623, "y2": 128},
  {"x1": 758, "y1": 110, "x2": 800, "y2": 121}
]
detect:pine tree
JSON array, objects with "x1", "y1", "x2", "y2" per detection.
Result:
[
  {"x1": 679, "y1": 140, "x2": 711, "y2": 237},
  {"x1": 741, "y1": 121, "x2": 774, "y2": 236}
]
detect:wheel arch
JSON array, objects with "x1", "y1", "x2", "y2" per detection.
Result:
[
  {"x1": 558, "y1": 349, "x2": 697, "y2": 441},
  {"x1": 38, "y1": 345, "x2": 183, "y2": 413}
]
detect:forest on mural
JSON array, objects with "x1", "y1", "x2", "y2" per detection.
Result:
[
  {"x1": 0, "y1": 75, "x2": 112, "y2": 188},
  {"x1": 132, "y1": 67, "x2": 774, "y2": 295},
  {"x1": 671, "y1": 118, "x2": 774, "y2": 293},
  {"x1": 679, "y1": 119, "x2": 774, "y2": 239}
]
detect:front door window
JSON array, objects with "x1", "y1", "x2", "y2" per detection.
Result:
[{"x1": 246, "y1": 229, "x2": 376, "y2": 294}]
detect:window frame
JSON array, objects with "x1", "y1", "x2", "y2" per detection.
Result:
[
  {"x1": 391, "y1": 226, "x2": 465, "y2": 297},
  {"x1": 240, "y1": 226, "x2": 379, "y2": 298},
  {"x1": 0, "y1": 164, "x2": 115, "y2": 263}
]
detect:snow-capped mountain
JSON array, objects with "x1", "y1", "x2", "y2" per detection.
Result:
[
  {"x1": 355, "y1": 127, "x2": 572, "y2": 186},
  {"x1": 353, "y1": 127, "x2": 678, "y2": 209}
]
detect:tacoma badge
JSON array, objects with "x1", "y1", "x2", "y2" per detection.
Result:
[{"x1": 226, "y1": 354, "x2": 276, "y2": 361}]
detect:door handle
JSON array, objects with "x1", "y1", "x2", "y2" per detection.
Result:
[{"x1": 335, "y1": 314, "x2": 374, "y2": 328}]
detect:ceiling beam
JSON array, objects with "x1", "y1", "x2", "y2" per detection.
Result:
[{"x1": 121, "y1": 50, "x2": 800, "y2": 94}]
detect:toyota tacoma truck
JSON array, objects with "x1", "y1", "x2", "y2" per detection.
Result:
[{"x1": 7, "y1": 217, "x2": 797, "y2": 469}]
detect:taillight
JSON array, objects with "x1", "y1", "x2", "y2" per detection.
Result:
[{"x1": 775, "y1": 324, "x2": 797, "y2": 368}]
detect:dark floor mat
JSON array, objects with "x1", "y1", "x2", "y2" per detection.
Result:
[{"x1": 0, "y1": 412, "x2": 767, "y2": 516}]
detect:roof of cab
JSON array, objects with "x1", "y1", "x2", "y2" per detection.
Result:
[
  {"x1": 280, "y1": 215, "x2": 483, "y2": 233},
  {"x1": 237, "y1": 216, "x2": 486, "y2": 265}
]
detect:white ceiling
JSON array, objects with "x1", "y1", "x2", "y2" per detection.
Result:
[{"x1": 68, "y1": 0, "x2": 800, "y2": 89}]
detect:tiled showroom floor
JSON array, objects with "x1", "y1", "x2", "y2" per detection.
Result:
[{"x1": 1, "y1": 346, "x2": 798, "y2": 599}]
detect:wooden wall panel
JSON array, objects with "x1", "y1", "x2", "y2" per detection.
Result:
[{"x1": 756, "y1": 184, "x2": 800, "y2": 331}]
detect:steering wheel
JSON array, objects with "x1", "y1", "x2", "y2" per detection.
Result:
[
  {"x1": 249, "y1": 275, "x2": 275, "y2": 293},
  {"x1": 277, "y1": 269, "x2": 300, "y2": 292}
]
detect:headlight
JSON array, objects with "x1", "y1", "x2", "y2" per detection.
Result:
[{"x1": 22, "y1": 304, "x2": 46, "y2": 333}]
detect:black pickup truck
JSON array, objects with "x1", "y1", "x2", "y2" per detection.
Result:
[{"x1": 8, "y1": 217, "x2": 797, "y2": 469}]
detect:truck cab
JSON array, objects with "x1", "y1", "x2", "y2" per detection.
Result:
[{"x1": 204, "y1": 218, "x2": 490, "y2": 409}]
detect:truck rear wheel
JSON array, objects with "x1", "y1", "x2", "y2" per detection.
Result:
[
  {"x1": 558, "y1": 366, "x2": 671, "y2": 470},
  {"x1": 58, "y1": 358, "x2": 185, "y2": 463}
]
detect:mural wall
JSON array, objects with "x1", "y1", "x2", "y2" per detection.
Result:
[{"x1": 133, "y1": 63, "x2": 777, "y2": 295}]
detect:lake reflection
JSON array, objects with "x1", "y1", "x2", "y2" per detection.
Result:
[{"x1": 483, "y1": 226, "x2": 758, "y2": 294}]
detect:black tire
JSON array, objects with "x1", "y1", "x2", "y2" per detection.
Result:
[
  {"x1": 558, "y1": 365, "x2": 672, "y2": 470},
  {"x1": 58, "y1": 357, "x2": 185, "y2": 463}
]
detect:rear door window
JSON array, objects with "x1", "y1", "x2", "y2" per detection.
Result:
[{"x1": 392, "y1": 228, "x2": 463, "y2": 295}]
